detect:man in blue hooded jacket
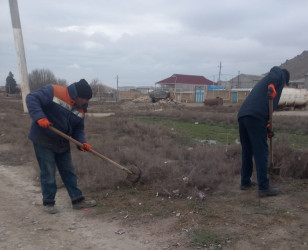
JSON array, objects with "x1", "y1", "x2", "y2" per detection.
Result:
[
  {"x1": 238, "y1": 66, "x2": 290, "y2": 197},
  {"x1": 26, "y1": 79, "x2": 96, "y2": 213}
]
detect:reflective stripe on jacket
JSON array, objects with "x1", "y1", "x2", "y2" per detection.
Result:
[{"x1": 26, "y1": 84, "x2": 87, "y2": 153}]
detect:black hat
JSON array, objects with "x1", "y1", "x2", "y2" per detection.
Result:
[
  {"x1": 74, "y1": 79, "x2": 92, "y2": 99},
  {"x1": 282, "y1": 69, "x2": 290, "y2": 85}
]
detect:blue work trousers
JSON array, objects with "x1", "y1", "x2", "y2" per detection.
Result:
[
  {"x1": 33, "y1": 143, "x2": 84, "y2": 205},
  {"x1": 238, "y1": 116, "x2": 269, "y2": 190}
]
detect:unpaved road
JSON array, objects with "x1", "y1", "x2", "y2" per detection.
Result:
[
  {"x1": 2, "y1": 163, "x2": 307, "y2": 250},
  {"x1": 0, "y1": 164, "x2": 167, "y2": 250}
]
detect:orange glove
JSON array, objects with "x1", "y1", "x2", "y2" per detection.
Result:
[
  {"x1": 83, "y1": 142, "x2": 92, "y2": 151},
  {"x1": 37, "y1": 118, "x2": 51, "y2": 128},
  {"x1": 266, "y1": 124, "x2": 274, "y2": 138},
  {"x1": 267, "y1": 84, "x2": 277, "y2": 99},
  {"x1": 78, "y1": 142, "x2": 92, "y2": 152}
]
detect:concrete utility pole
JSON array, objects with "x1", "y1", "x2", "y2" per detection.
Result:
[
  {"x1": 218, "y1": 62, "x2": 222, "y2": 82},
  {"x1": 237, "y1": 71, "x2": 240, "y2": 88},
  {"x1": 9, "y1": 0, "x2": 30, "y2": 113},
  {"x1": 116, "y1": 75, "x2": 119, "y2": 102}
]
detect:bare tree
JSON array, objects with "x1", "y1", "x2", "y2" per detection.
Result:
[
  {"x1": 55, "y1": 78, "x2": 68, "y2": 86},
  {"x1": 28, "y1": 68, "x2": 67, "y2": 91},
  {"x1": 89, "y1": 78, "x2": 113, "y2": 97}
]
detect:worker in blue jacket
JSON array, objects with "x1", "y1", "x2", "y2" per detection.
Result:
[
  {"x1": 238, "y1": 66, "x2": 290, "y2": 197},
  {"x1": 26, "y1": 79, "x2": 96, "y2": 213}
]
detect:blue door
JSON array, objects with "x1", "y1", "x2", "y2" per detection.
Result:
[
  {"x1": 195, "y1": 87, "x2": 204, "y2": 103},
  {"x1": 232, "y1": 92, "x2": 238, "y2": 103}
]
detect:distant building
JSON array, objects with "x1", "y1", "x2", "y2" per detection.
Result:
[
  {"x1": 155, "y1": 74, "x2": 220, "y2": 103},
  {"x1": 118, "y1": 86, "x2": 136, "y2": 91},
  {"x1": 136, "y1": 86, "x2": 154, "y2": 94},
  {"x1": 224, "y1": 72, "x2": 308, "y2": 90},
  {"x1": 115, "y1": 86, "x2": 154, "y2": 101},
  {"x1": 288, "y1": 73, "x2": 308, "y2": 89},
  {"x1": 225, "y1": 74, "x2": 263, "y2": 89},
  {"x1": 156, "y1": 74, "x2": 215, "y2": 91}
]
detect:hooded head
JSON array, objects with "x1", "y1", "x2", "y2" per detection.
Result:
[
  {"x1": 282, "y1": 69, "x2": 290, "y2": 86},
  {"x1": 74, "y1": 79, "x2": 92, "y2": 99}
]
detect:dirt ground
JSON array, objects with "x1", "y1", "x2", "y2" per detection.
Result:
[
  {"x1": 0, "y1": 98, "x2": 308, "y2": 250},
  {"x1": 1, "y1": 150, "x2": 307, "y2": 249},
  {"x1": 0, "y1": 162, "x2": 176, "y2": 250}
]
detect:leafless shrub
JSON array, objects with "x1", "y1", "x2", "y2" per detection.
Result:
[
  {"x1": 0, "y1": 106, "x2": 35, "y2": 165},
  {"x1": 274, "y1": 116, "x2": 308, "y2": 134},
  {"x1": 70, "y1": 116, "x2": 242, "y2": 196},
  {"x1": 1, "y1": 98, "x2": 307, "y2": 198},
  {"x1": 273, "y1": 136, "x2": 308, "y2": 178},
  {"x1": 89, "y1": 78, "x2": 115, "y2": 97}
]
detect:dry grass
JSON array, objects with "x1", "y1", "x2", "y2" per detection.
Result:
[
  {"x1": 0, "y1": 96, "x2": 307, "y2": 196},
  {"x1": 1, "y1": 96, "x2": 307, "y2": 249},
  {"x1": 274, "y1": 115, "x2": 308, "y2": 134},
  {"x1": 0, "y1": 96, "x2": 35, "y2": 165},
  {"x1": 274, "y1": 136, "x2": 308, "y2": 178},
  {"x1": 69, "y1": 115, "x2": 242, "y2": 196}
]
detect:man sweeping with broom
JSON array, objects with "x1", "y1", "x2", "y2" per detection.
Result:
[{"x1": 238, "y1": 66, "x2": 290, "y2": 197}]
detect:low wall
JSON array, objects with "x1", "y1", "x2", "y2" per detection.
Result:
[
  {"x1": 119, "y1": 91, "x2": 144, "y2": 100},
  {"x1": 116, "y1": 89, "x2": 252, "y2": 103},
  {"x1": 236, "y1": 91, "x2": 251, "y2": 103},
  {"x1": 205, "y1": 90, "x2": 231, "y2": 102}
]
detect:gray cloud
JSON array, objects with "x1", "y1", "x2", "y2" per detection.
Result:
[{"x1": 1, "y1": 0, "x2": 307, "y2": 88}]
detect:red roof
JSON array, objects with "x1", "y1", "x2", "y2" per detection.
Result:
[{"x1": 156, "y1": 74, "x2": 216, "y2": 85}]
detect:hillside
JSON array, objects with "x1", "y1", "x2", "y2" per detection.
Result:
[{"x1": 280, "y1": 50, "x2": 308, "y2": 80}]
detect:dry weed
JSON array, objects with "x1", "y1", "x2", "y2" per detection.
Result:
[
  {"x1": 0, "y1": 97, "x2": 307, "y2": 197},
  {"x1": 273, "y1": 136, "x2": 308, "y2": 178},
  {"x1": 73, "y1": 116, "x2": 243, "y2": 196}
]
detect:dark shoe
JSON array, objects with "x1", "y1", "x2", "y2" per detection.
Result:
[
  {"x1": 240, "y1": 181, "x2": 257, "y2": 190},
  {"x1": 72, "y1": 200, "x2": 97, "y2": 210},
  {"x1": 44, "y1": 205, "x2": 58, "y2": 214},
  {"x1": 259, "y1": 187, "x2": 279, "y2": 197}
]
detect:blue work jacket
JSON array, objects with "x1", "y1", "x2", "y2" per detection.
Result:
[
  {"x1": 26, "y1": 84, "x2": 88, "y2": 153},
  {"x1": 238, "y1": 66, "x2": 287, "y2": 125}
]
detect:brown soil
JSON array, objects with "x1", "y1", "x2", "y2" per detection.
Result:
[
  {"x1": 0, "y1": 163, "x2": 166, "y2": 249},
  {"x1": 1, "y1": 162, "x2": 307, "y2": 249}
]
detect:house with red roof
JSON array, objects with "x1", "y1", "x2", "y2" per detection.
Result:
[{"x1": 155, "y1": 74, "x2": 219, "y2": 103}]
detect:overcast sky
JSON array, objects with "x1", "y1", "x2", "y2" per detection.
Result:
[{"x1": 1, "y1": 0, "x2": 307, "y2": 88}]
